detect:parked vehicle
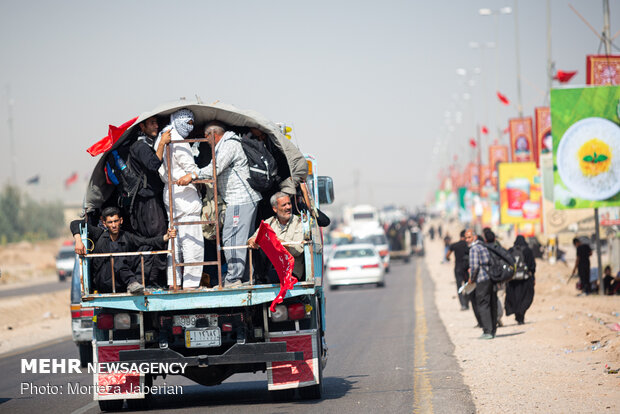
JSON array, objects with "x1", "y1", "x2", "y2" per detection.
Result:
[
  {"x1": 55, "y1": 243, "x2": 76, "y2": 282},
  {"x1": 70, "y1": 258, "x2": 93, "y2": 367},
  {"x1": 353, "y1": 229, "x2": 390, "y2": 273},
  {"x1": 411, "y1": 228, "x2": 425, "y2": 256},
  {"x1": 325, "y1": 243, "x2": 385, "y2": 289},
  {"x1": 76, "y1": 100, "x2": 333, "y2": 410}
]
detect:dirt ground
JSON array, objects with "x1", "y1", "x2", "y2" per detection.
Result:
[
  {"x1": 425, "y1": 224, "x2": 620, "y2": 413},
  {"x1": 1, "y1": 236, "x2": 619, "y2": 412},
  {"x1": 0, "y1": 238, "x2": 73, "y2": 355}
]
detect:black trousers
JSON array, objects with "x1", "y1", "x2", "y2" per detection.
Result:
[
  {"x1": 475, "y1": 279, "x2": 497, "y2": 336},
  {"x1": 578, "y1": 266, "x2": 591, "y2": 293},
  {"x1": 454, "y1": 267, "x2": 469, "y2": 308}
]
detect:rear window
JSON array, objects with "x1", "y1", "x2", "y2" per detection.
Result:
[
  {"x1": 354, "y1": 234, "x2": 387, "y2": 246},
  {"x1": 353, "y1": 212, "x2": 375, "y2": 220},
  {"x1": 333, "y1": 248, "x2": 376, "y2": 259},
  {"x1": 58, "y1": 250, "x2": 75, "y2": 260}
]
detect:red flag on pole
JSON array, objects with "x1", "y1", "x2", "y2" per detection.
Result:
[
  {"x1": 65, "y1": 172, "x2": 78, "y2": 189},
  {"x1": 469, "y1": 138, "x2": 477, "y2": 148},
  {"x1": 255, "y1": 221, "x2": 298, "y2": 312},
  {"x1": 86, "y1": 116, "x2": 138, "y2": 157},
  {"x1": 496, "y1": 91, "x2": 510, "y2": 105},
  {"x1": 481, "y1": 125, "x2": 489, "y2": 135},
  {"x1": 554, "y1": 70, "x2": 577, "y2": 83}
]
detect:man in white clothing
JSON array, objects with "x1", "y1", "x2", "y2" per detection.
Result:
[
  {"x1": 155, "y1": 108, "x2": 203, "y2": 289},
  {"x1": 178, "y1": 121, "x2": 261, "y2": 287}
]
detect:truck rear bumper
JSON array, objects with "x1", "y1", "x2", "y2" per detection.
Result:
[{"x1": 118, "y1": 342, "x2": 303, "y2": 367}]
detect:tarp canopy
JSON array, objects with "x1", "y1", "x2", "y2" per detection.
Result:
[{"x1": 84, "y1": 99, "x2": 308, "y2": 213}]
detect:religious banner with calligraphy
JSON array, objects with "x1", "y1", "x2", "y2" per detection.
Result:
[
  {"x1": 509, "y1": 117, "x2": 535, "y2": 162},
  {"x1": 535, "y1": 107, "x2": 552, "y2": 166},
  {"x1": 586, "y1": 55, "x2": 620, "y2": 85},
  {"x1": 489, "y1": 145, "x2": 509, "y2": 187}
]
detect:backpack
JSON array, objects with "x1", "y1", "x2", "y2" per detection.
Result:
[
  {"x1": 485, "y1": 243, "x2": 516, "y2": 283},
  {"x1": 511, "y1": 245, "x2": 530, "y2": 280},
  {"x1": 230, "y1": 137, "x2": 278, "y2": 192},
  {"x1": 105, "y1": 148, "x2": 146, "y2": 212}
]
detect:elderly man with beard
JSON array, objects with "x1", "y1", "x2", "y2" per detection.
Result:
[
  {"x1": 127, "y1": 117, "x2": 171, "y2": 287},
  {"x1": 155, "y1": 109, "x2": 203, "y2": 290},
  {"x1": 177, "y1": 121, "x2": 262, "y2": 287},
  {"x1": 247, "y1": 192, "x2": 305, "y2": 282}
]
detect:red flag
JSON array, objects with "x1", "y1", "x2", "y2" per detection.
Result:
[
  {"x1": 86, "y1": 116, "x2": 138, "y2": 157},
  {"x1": 255, "y1": 221, "x2": 298, "y2": 312},
  {"x1": 554, "y1": 70, "x2": 577, "y2": 83},
  {"x1": 481, "y1": 126, "x2": 489, "y2": 135},
  {"x1": 497, "y1": 91, "x2": 510, "y2": 105},
  {"x1": 469, "y1": 138, "x2": 477, "y2": 148},
  {"x1": 65, "y1": 172, "x2": 78, "y2": 189}
]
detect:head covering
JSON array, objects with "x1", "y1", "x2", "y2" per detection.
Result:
[
  {"x1": 170, "y1": 109, "x2": 194, "y2": 138},
  {"x1": 514, "y1": 235, "x2": 527, "y2": 247}
]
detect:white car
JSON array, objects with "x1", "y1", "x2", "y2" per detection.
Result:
[
  {"x1": 56, "y1": 244, "x2": 76, "y2": 282},
  {"x1": 353, "y1": 232, "x2": 390, "y2": 273},
  {"x1": 325, "y1": 243, "x2": 386, "y2": 290}
]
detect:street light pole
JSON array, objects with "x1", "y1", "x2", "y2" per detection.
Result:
[{"x1": 514, "y1": 0, "x2": 524, "y2": 117}]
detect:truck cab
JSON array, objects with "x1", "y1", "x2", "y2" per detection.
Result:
[{"x1": 76, "y1": 101, "x2": 334, "y2": 411}]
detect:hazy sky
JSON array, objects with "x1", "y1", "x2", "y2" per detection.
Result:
[{"x1": 0, "y1": 0, "x2": 614, "y2": 208}]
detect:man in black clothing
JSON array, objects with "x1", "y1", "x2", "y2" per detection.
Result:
[
  {"x1": 127, "y1": 117, "x2": 171, "y2": 286},
  {"x1": 446, "y1": 230, "x2": 470, "y2": 310},
  {"x1": 571, "y1": 238, "x2": 592, "y2": 294},
  {"x1": 71, "y1": 207, "x2": 176, "y2": 294}
]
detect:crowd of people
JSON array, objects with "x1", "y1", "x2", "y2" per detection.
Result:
[
  {"x1": 445, "y1": 227, "x2": 536, "y2": 339},
  {"x1": 72, "y1": 108, "x2": 309, "y2": 294}
]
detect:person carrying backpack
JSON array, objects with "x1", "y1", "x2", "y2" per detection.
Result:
[
  {"x1": 506, "y1": 235, "x2": 536, "y2": 324},
  {"x1": 177, "y1": 121, "x2": 262, "y2": 288},
  {"x1": 465, "y1": 229, "x2": 496, "y2": 340}
]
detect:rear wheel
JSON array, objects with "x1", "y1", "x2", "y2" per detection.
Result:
[
  {"x1": 270, "y1": 388, "x2": 296, "y2": 401},
  {"x1": 376, "y1": 281, "x2": 385, "y2": 288},
  {"x1": 329, "y1": 284, "x2": 339, "y2": 291},
  {"x1": 98, "y1": 399, "x2": 123, "y2": 412},
  {"x1": 78, "y1": 343, "x2": 92, "y2": 367},
  {"x1": 126, "y1": 375, "x2": 152, "y2": 410}
]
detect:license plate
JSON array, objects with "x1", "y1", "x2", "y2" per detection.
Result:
[
  {"x1": 174, "y1": 314, "x2": 217, "y2": 328},
  {"x1": 185, "y1": 328, "x2": 221, "y2": 348}
]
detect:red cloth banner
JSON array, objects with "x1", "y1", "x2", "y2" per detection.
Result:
[
  {"x1": 535, "y1": 107, "x2": 551, "y2": 166},
  {"x1": 497, "y1": 91, "x2": 510, "y2": 105},
  {"x1": 87, "y1": 116, "x2": 138, "y2": 157},
  {"x1": 586, "y1": 55, "x2": 620, "y2": 85},
  {"x1": 489, "y1": 145, "x2": 509, "y2": 187},
  {"x1": 509, "y1": 117, "x2": 534, "y2": 162},
  {"x1": 65, "y1": 172, "x2": 78, "y2": 189},
  {"x1": 255, "y1": 221, "x2": 298, "y2": 312},
  {"x1": 554, "y1": 70, "x2": 577, "y2": 83}
]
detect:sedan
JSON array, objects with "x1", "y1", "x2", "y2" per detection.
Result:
[{"x1": 325, "y1": 243, "x2": 386, "y2": 290}]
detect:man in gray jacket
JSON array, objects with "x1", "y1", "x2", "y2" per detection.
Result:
[{"x1": 178, "y1": 121, "x2": 261, "y2": 287}]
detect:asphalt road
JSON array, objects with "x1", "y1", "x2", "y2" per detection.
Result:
[
  {"x1": 0, "y1": 279, "x2": 70, "y2": 299},
  {"x1": 0, "y1": 258, "x2": 474, "y2": 413}
]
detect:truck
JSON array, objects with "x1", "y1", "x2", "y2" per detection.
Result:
[{"x1": 76, "y1": 101, "x2": 334, "y2": 411}]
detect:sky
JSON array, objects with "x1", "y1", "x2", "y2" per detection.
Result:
[{"x1": 0, "y1": 0, "x2": 615, "y2": 209}]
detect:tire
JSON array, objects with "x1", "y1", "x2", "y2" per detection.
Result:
[
  {"x1": 98, "y1": 399, "x2": 123, "y2": 412},
  {"x1": 270, "y1": 388, "x2": 295, "y2": 401},
  {"x1": 385, "y1": 266, "x2": 390, "y2": 273},
  {"x1": 79, "y1": 343, "x2": 92, "y2": 367},
  {"x1": 329, "y1": 285, "x2": 339, "y2": 291},
  {"x1": 58, "y1": 274, "x2": 66, "y2": 282},
  {"x1": 404, "y1": 256, "x2": 410, "y2": 264},
  {"x1": 376, "y1": 281, "x2": 385, "y2": 288}
]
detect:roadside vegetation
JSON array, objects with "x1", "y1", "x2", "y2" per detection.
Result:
[{"x1": 0, "y1": 185, "x2": 65, "y2": 244}]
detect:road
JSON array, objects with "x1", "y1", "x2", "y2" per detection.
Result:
[
  {"x1": 0, "y1": 279, "x2": 69, "y2": 299},
  {"x1": 0, "y1": 258, "x2": 474, "y2": 413}
]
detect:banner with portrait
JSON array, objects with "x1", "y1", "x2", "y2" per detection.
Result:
[
  {"x1": 535, "y1": 107, "x2": 552, "y2": 166},
  {"x1": 489, "y1": 145, "x2": 509, "y2": 187},
  {"x1": 509, "y1": 118, "x2": 535, "y2": 162},
  {"x1": 586, "y1": 55, "x2": 620, "y2": 85}
]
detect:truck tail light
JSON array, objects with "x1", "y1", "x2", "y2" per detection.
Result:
[
  {"x1": 329, "y1": 266, "x2": 347, "y2": 271},
  {"x1": 172, "y1": 326, "x2": 183, "y2": 335},
  {"x1": 287, "y1": 303, "x2": 306, "y2": 320},
  {"x1": 222, "y1": 323, "x2": 233, "y2": 332},
  {"x1": 379, "y1": 250, "x2": 389, "y2": 257},
  {"x1": 96, "y1": 313, "x2": 113, "y2": 330},
  {"x1": 362, "y1": 264, "x2": 380, "y2": 269}
]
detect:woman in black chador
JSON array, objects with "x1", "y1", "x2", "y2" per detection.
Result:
[{"x1": 506, "y1": 236, "x2": 536, "y2": 325}]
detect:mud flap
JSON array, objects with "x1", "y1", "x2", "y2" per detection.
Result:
[
  {"x1": 267, "y1": 331, "x2": 319, "y2": 390},
  {"x1": 94, "y1": 340, "x2": 145, "y2": 401}
]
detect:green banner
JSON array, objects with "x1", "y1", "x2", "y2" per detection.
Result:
[{"x1": 551, "y1": 86, "x2": 620, "y2": 209}]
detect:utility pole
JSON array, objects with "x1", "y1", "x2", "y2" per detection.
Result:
[
  {"x1": 595, "y1": 0, "x2": 612, "y2": 295},
  {"x1": 6, "y1": 85, "x2": 16, "y2": 184},
  {"x1": 514, "y1": 0, "x2": 524, "y2": 117}
]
